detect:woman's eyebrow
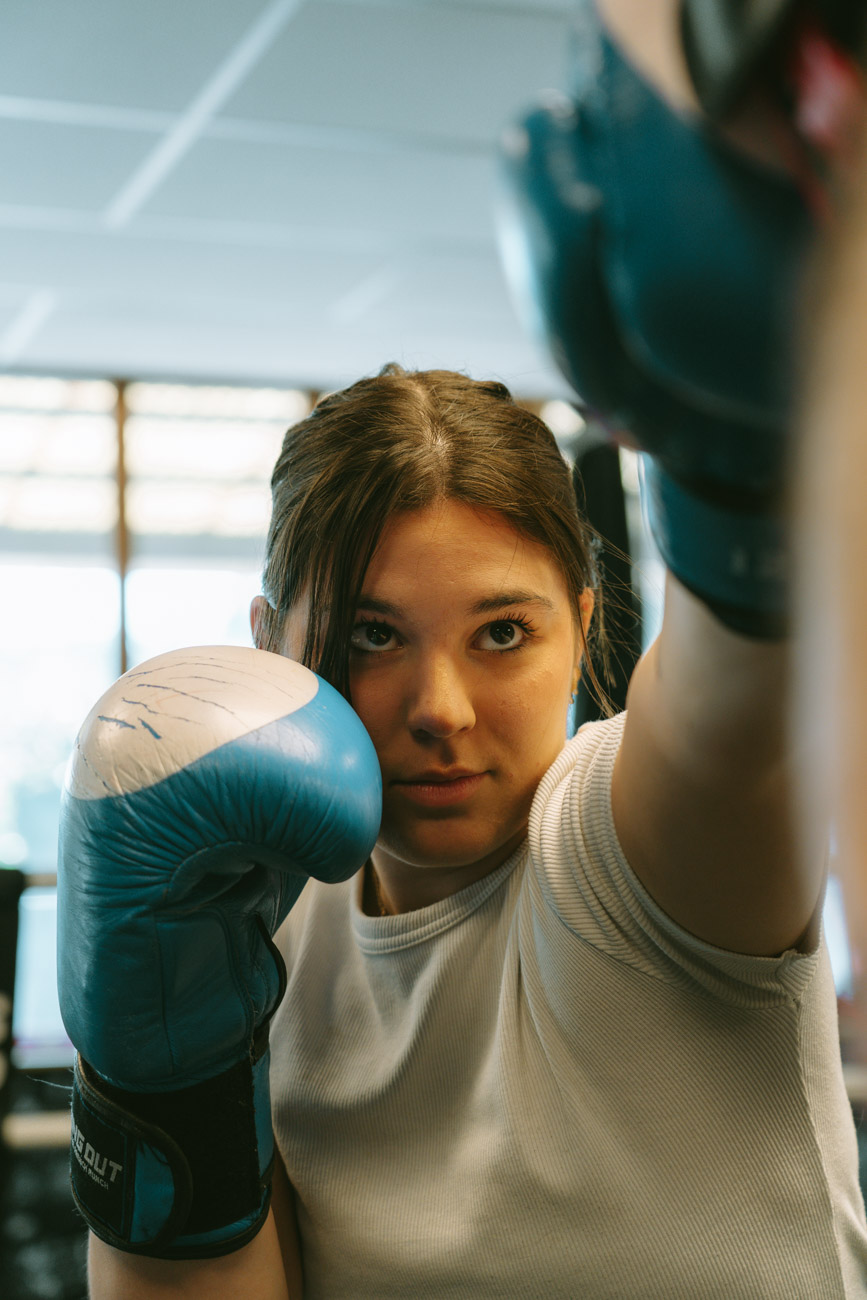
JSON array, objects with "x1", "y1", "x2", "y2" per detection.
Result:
[
  {"x1": 356, "y1": 592, "x2": 555, "y2": 617},
  {"x1": 471, "y1": 591, "x2": 555, "y2": 614},
  {"x1": 355, "y1": 596, "x2": 401, "y2": 617}
]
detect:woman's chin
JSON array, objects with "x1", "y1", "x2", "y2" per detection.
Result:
[{"x1": 373, "y1": 823, "x2": 527, "y2": 879}]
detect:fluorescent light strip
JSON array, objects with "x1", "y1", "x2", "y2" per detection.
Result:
[
  {"x1": 103, "y1": 0, "x2": 305, "y2": 230},
  {"x1": 331, "y1": 265, "x2": 401, "y2": 325},
  {"x1": 0, "y1": 291, "x2": 57, "y2": 364},
  {"x1": 0, "y1": 95, "x2": 171, "y2": 133}
]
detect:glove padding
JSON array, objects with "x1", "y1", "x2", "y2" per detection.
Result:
[
  {"x1": 497, "y1": 2, "x2": 814, "y2": 637},
  {"x1": 58, "y1": 645, "x2": 381, "y2": 1257}
]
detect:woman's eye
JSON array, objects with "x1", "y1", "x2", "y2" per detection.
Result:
[
  {"x1": 478, "y1": 620, "x2": 527, "y2": 651},
  {"x1": 350, "y1": 621, "x2": 397, "y2": 652}
]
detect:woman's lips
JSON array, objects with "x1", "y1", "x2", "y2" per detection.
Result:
[{"x1": 392, "y1": 772, "x2": 487, "y2": 807}]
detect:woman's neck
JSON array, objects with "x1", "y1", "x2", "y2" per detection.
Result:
[{"x1": 363, "y1": 834, "x2": 526, "y2": 916}]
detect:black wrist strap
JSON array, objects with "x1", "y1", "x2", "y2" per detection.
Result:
[{"x1": 70, "y1": 1023, "x2": 274, "y2": 1259}]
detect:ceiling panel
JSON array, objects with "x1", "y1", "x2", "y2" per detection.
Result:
[
  {"x1": 2, "y1": 0, "x2": 268, "y2": 111},
  {"x1": 0, "y1": 286, "x2": 43, "y2": 334},
  {"x1": 138, "y1": 135, "x2": 499, "y2": 242},
  {"x1": 335, "y1": 0, "x2": 573, "y2": 11},
  {"x1": 0, "y1": 223, "x2": 407, "y2": 307},
  {"x1": 223, "y1": 0, "x2": 570, "y2": 144},
  {"x1": 0, "y1": 120, "x2": 155, "y2": 210},
  {"x1": 391, "y1": 252, "x2": 517, "y2": 320},
  {"x1": 23, "y1": 296, "x2": 565, "y2": 395},
  {"x1": 0, "y1": 0, "x2": 573, "y2": 397}
]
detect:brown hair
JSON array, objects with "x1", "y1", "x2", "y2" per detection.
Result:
[{"x1": 256, "y1": 364, "x2": 613, "y2": 713}]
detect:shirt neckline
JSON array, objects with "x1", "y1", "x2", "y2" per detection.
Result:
[{"x1": 351, "y1": 844, "x2": 527, "y2": 954}]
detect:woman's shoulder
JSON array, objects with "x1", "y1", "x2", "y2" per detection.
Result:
[
  {"x1": 536, "y1": 711, "x2": 627, "y2": 808},
  {"x1": 524, "y1": 708, "x2": 820, "y2": 1005},
  {"x1": 527, "y1": 709, "x2": 625, "y2": 876}
]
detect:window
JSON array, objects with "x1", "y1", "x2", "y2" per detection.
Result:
[
  {"x1": 122, "y1": 381, "x2": 308, "y2": 665},
  {"x1": 0, "y1": 374, "x2": 310, "y2": 1068},
  {"x1": 0, "y1": 376, "x2": 120, "y2": 876}
]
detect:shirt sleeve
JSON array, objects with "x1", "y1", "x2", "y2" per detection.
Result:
[{"x1": 526, "y1": 712, "x2": 821, "y2": 1008}]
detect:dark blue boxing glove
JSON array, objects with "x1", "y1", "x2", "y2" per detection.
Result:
[
  {"x1": 57, "y1": 645, "x2": 381, "y2": 1259},
  {"x1": 497, "y1": 0, "x2": 815, "y2": 637}
]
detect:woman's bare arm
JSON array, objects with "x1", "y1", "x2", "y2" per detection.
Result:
[
  {"x1": 88, "y1": 1214, "x2": 289, "y2": 1300},
  {"x1": 271, "y1": 1148, "x2": 305, "y2": 1297},
  {"x1": 87, "y1": 1173, "x2": 303, "y2": 1300},
  {"x1": 585, "y1": 0, "x2": 826, "y2": 957},
  {"x1": 794, "y1": 132, "x2": 867, "y2": 973},
  {"x1": 612, "y1": 574, "x2": 821, "y2": 957}
]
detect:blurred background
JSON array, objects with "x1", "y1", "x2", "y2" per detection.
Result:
[{"x1": 0, "y1": 1, "x2": 860, "y2": 1296}]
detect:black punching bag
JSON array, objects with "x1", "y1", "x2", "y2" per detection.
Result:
[{"x1": 572, "y1": 429, "x2": 642, "y2": 725}]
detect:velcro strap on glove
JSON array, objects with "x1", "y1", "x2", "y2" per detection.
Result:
[
  {"x1": 641, "y1": 458, "x2": 788, "y2": 640},
  {"x1": 69, "y1": 1023, "x2": 274, "y2": 1259}
]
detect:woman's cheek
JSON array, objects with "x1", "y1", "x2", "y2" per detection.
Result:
[{"x1": 348, "y1": 662, "x2": 393, "y2": 719}]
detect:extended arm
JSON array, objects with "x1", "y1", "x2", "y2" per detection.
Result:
[
  {"x1": 795, "y1": 134, "x2": 867, "y2": 970},
  {"x1": 499, "y1": 0, "x2": 825, "y2": 956},
  {"x1": 613, "y1": 573, "x2": 822, "y2": 956}
]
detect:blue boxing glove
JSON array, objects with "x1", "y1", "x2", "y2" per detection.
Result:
[
  {"x1": 497, "y1": 0, "x2": 815, "y2": 637},
  {"x1": 57, "y1": 645, "x2": 381, "y2": 1259}
]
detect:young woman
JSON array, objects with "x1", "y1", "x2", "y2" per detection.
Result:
[
  {"x1": 247, "y1": 364, "x2": 859, "y2": 1297},
  {"x1": 81, "y1": 0, "x2": 867, "y2": 1291},
  {"x1": 85, "y1": 361, "x2": 865, "y2": 1297}
]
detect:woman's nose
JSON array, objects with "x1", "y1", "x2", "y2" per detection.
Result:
[{"x1": 405, "y1": 655, "x2": 476, "y2": 739}]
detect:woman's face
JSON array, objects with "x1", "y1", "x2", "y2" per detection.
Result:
[{"x1": 333, "y1": 500, "x2": 587, "y2": 885}]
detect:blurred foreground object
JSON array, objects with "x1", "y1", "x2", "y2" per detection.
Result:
[{"x1": 497, "y1": 0, "x2": 817, "y2": 638}]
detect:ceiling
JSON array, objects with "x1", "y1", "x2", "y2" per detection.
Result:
[{"x1": 0, "y1": 0, "x2": 579, "y2": 398}]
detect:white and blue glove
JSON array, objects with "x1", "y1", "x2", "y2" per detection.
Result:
[{"x1": 57, "y1": 645, "x2": 381, "y2": 1259}]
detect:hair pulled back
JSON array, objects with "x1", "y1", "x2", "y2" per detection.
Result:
[{"x1": 258, "y1": 364, "x2": 611, "y2": 712}]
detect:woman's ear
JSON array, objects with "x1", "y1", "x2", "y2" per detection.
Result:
[
  {"x1": 579, "y1": 588, "x2": 595, "y2": 635},
  {"x1": 571, "y1": 588, "x2": 596, "y2": 694},
  {"x1": 250, "y1": 594, "x2": 269, "y2": 649}
]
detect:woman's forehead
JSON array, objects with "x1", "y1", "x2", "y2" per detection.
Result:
[{"x1": 361, "y1": 502, "x2": 569, "y2": 605}]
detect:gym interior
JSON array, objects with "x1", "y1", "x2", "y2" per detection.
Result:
[{"x1": 2, "y1": 2, "x2": 866, "y2": 1298}]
